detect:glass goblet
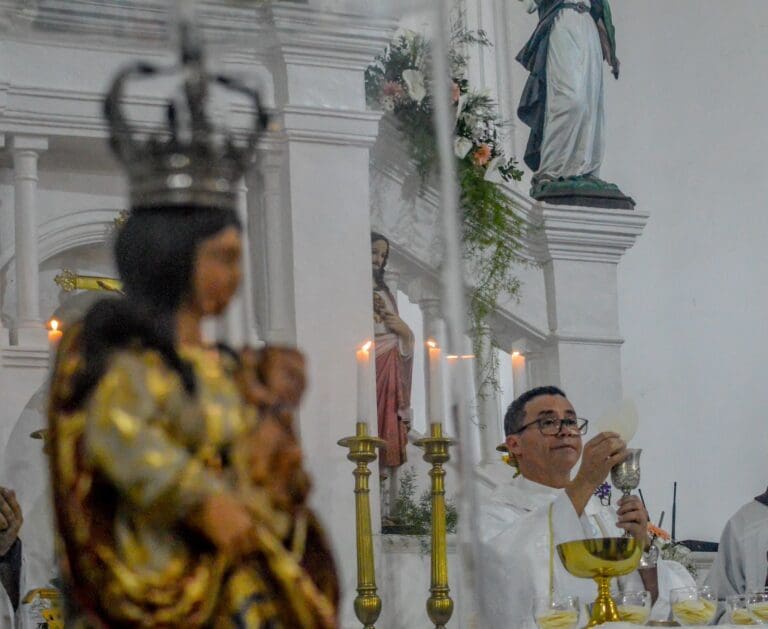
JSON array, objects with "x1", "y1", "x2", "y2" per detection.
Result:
[
  {"x1": 534, "y1": 595, "x2": 580, "y2": 629},
  {"x1": 615, "y1": 590, "x2": 651, "y2": 625},
  {"x1": 747, "y1": 589, "x2": 768, "y2": 624},
  {"x1": 727, "y1": 594, "x2": 757, "y2": 625},
  {"x1": 670, "y1": 586, "x2": 718, "y2": 626}
]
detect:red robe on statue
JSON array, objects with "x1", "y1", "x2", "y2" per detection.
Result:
[{"x1": 374, "y1": 289, "x2": 413, "y2": 468}]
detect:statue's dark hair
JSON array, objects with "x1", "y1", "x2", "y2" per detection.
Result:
[
  {"x1": 63, "y1": 205, "x2": 241, "y2": 411},
  {"x1": 503, "y1": 385, "x2": 567, "y2": 436},
  {"x1": 370, "y1": 231, "x2": 390, "y2": 291}
]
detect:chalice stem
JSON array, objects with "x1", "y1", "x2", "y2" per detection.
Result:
[{"x1": 622, "y1": 489, "x2": 632, "y2": 537}]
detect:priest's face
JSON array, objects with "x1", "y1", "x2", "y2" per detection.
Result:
[{"x1": 506, "y1": 393, "x2": 582, "y2": 485}]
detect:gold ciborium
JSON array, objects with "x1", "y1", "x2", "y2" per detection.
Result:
[{"x1": 557, "y1": 537, "x2": 642, "y2": 628}]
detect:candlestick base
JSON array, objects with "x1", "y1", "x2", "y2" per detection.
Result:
[
  {"x1": 414, "y1": 423, "x2": 456, "y2": 629},
  {"x1": 338, "y1": 422, "x2": 386, "y2": 629}
]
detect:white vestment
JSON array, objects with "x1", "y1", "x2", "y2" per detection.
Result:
[
  {"x1": 705, "y1": 499, "x2": 768, "y2": 598},
  {"x1": 0, "y1": 384, "x2": 58, "y2": 628},
  {"x1": 538, "y1": 0, "x2": 606, "y2": 179},
  {"x1": 477, "y1": 475, "x2": 695, "y2": 628}
]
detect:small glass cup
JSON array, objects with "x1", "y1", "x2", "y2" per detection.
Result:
[
  {"x1": 747, "y1": 589, "x2": 768, "y2": 624},
  {"x1": 727, "y1": 594, "x2": 757, "y2": 625},
  {"x1": 670, "y1": 586, "x2": 718, "y2": 626},
  {"x1": 615, "y1": 590, "x2": 651, "y2": 625},
  {"x1": 534, "y1": 595, "x2": 580, "y2": 629}
]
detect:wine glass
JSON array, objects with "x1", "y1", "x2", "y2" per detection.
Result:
[
  {"x1": 534, "y1": 595, "x2": 580, "y2": 629},
  {"x1": 614, "y1": 590, "x2": 651, "y2": 625},
  {"x1": 727, "y1": 594, "x2": 757, "y2": 625},
  {"x1": 747, "y1": 589, "x2": 768, "y2": 624},
  {"x1": 670, "y1": 586, "x2": 718, "y2": 626}
]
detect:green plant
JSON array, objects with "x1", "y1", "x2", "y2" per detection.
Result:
[
  {"x1": 365, "y1": 17, "x2": 528, "y2": 390},
  {"x1": 390, "y1": 467, "x2": 458, "y2": 553}
]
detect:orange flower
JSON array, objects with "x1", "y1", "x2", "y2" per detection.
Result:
[
  {"x1": 648, "y1": 523, "x2": 671, "y2": 541},
  {"x1": 472, "y1": 143, "x2": 492, "y2": 167}
]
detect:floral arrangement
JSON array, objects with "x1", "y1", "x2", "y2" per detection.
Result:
[
  {"x1": 365, "y1": 21, "x2": 526, "y2": 388},
  {"x1": 646, "y1": 523, "x2": 698, "y2": 579}
]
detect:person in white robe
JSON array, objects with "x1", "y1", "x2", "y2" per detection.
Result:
[
  {"x1": 705, "y1": 490, "x2": 768, "y2": 599},
  {"x1": 0, "y1": 487, "x2": 23, "y2": 627},
  {"x1": 477, "y1": 386, "x2": 695, "y2": 627},
  {"x1": 0, "y1": 384, "x2": 58, "y2": 628}
]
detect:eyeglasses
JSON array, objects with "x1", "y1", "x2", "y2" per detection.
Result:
[{"x1": 513, "y1": 417, "x2": 589, "y2": 436}]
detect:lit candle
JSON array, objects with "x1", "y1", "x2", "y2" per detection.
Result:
[
  {"x1": 356, "y1": 340, "x2": 373, "y2": 429},
  {"x1": 511, "y1": 351, "x2": 527, "y2": 399},
  {"x1": 48, "y1": 319, "x2": 63, "y2": 347},
  {"x1": 427, "y1": 339, "x2": 444, "y2": 425}
]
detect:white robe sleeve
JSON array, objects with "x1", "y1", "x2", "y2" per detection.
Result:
[
  {"x1": 478, "y1": 492, "x2": 586, "y2": 628},
  {"x1": 705, "y1": 515, "x2": 744, "y2": 599}
]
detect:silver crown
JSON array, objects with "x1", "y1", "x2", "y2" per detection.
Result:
[{"x1": 104, "y1": 21, "x2": 268, "y2": 211}]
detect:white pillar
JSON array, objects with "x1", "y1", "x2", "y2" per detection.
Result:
[
  {"x1": 11, "y1": 135, "x2": 48, "y2": 347},
  {"x1": 419, "y1": 295, "x2": 446, "y2": 426},
  {"x1": 473, "y1": 325, "x2": 503, "y2": 464},
  {"x1": 221, "y1": 179, "x2": 262, "y2": 348},
  {"x1": 260, "y1": 148, "x2": 295, "y2": 346},
  {"x1": 536, "y1": 202, "x2": 649, "y2": 421}
]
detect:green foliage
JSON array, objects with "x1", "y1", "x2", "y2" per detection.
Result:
[
  {"x1": 365, "y1": 18, "x2": 528, "y2": 389},
  {"x1": 391, "y1": 467, "x2": 458, "y2": 547}
]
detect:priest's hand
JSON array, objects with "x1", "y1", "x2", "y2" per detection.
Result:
[
  {"x1": 566, "y1": 432, "x2": 626, "y2": 515},
  {"x1": 0, "y1": 487, "x2": 23, "y2": 557},
  {"x1": 616, "y1": 495, "x2": 650, "y2": 546}
]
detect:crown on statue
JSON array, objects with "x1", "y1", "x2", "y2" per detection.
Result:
[{"x1": 104, "y1": 22, "x2": 268, "y2": 211}]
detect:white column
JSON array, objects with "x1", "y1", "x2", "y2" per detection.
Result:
[
  {"x1": 536, "y1": 202, "x2": 649, "y2": 421},
  {"x1": 221, "y1": 179, "x2": 262, "y2": 348},
  {"x1": 473, "y1": 325, "x2": 503, "y2": 464},
  {"x1": 11, "y1": 135, "x2": 48, "y2": 347},
  {"x1": 260, "y1": 148, "x2": 295, "y2": 345}
]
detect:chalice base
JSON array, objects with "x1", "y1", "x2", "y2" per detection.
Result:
[{"x1": 585, "y1": 576, "x2": 621, "y2": 628}]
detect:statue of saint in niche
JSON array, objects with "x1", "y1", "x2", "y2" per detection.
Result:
[
  {"x1": 371, "y1": 233, "x2": 414, "y2": 522},
  {"x1": 517, "y1": 0, "x2": 634, "y2": 208}
]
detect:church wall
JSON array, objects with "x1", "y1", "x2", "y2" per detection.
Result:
[{"x1": 603, "y1": 2, "x2": 768, "y2": 542}]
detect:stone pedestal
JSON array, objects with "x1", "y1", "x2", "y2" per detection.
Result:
[{"x1": 534, "y1": 202, "x2": 649, "y2": 421}]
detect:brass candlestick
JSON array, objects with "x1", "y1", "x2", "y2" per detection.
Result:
[
  {"x1": 338, "y1": 422, "x2": 386, "y2": 629},
  {"x1": 414, "y1": 422, "x2": 455, "y2": 629}
]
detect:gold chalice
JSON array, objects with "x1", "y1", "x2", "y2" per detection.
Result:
[{"x1": 557, "y1": 537, "x2": 642, "y2": 628}]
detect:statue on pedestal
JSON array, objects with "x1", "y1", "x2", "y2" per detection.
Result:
[
  {"x1": 371, "y1": 233, "x2": 414, "y2": 526},
  {"x1": 517, "y1": 0, "x2": 634, "y2": 208}
]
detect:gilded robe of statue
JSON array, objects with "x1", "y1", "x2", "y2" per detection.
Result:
[
  {"x1": 48, "y1": 329, "x2": 339, "y2": 628},
  {"x1": 373, "y1": 287, "x2": 413, "y2": 468}
]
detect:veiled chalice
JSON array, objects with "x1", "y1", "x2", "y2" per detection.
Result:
[
  {"x1": 611, "y1": 448, "x2": 642, "y2": 537},
  {"x1": 557, "y1": 537, "x2": 643, "y2": 628}
]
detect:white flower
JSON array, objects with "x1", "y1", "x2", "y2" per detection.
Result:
[
  {"x1": 483, "y1": 156, "x2": 504, "y2": 183},
  {"x1": 402, "y1": 69, "x2": 427, "y2": 104},
  {"x1": 454, "y1": 137, "x2": 473, "y2": 159},
  {"x1": 382, "y1": 96, "x2": 395, "y2": 112}
]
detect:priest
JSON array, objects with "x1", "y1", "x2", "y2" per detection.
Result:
[
  {"x1": 704, "y1": 490, "x2": 768, "y2": 598},
  {"x1": 477, "y1": 386, "x2": 694, "y2": 626}
]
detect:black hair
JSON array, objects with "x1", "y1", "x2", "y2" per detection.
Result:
[
  {"x1": 370, "y1": 231, "x2": 390, "y2": 291},
  {"x1": 503, "y1": 385, "x2": 567, "y2": 437},
  {"x1": 63, "y1": 205, "x2": 241, "y2": 411}
]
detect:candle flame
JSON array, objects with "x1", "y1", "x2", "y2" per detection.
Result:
[
  {"x1": 426, "y1": 339, "x2": 438, "y2": 349},
  {"x1": 50, "y1": 319, "x2": 60, "y2": 332},
  {"x1": 511, "y1": 351, "x2": 521, "y2": 357},
  {"x1": 361, "y1": 340, "x2": 373, "y2": 352}
]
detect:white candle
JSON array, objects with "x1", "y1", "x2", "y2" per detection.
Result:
[
  {"x1": 427, "y1": 339, "x2": 444, "y2": 425},
  {"x1": 356, "y1": 340, "x2": 373, "y2": 428}
]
